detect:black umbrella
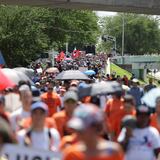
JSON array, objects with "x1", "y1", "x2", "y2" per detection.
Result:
[
  {"x1": 78, "y1": 81, "x2": 122, "y2": 99},
  {"x1": 55, "y1": 70, "x2": 90, "y2": 80}
]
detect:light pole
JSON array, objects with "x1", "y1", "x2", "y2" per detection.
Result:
[{"x1": 122, "y1": 15, "x2": 125, "y2": 64}]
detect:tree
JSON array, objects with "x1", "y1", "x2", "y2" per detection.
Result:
[
  {"x1": 0, "y1": 6, "x2": 99, "y2": 67},
  {"x1": 98, "y1": 13, "x2": 160, "y2": 55}
]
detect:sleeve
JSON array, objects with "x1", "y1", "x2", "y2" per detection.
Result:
[
  {"x1": 50, "y1": 128, "x2": 61, "y2": 151},
  {"x1": 150, "y1": 127, "x2": 160, "y2": 149}
]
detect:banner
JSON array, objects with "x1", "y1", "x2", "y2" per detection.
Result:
[{"x1": 1, "y1": 144, "x2": 62, "y2": 160}]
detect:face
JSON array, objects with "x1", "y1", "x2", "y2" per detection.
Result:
[
  {"x1": 136, "y1": 113, "x2": 150, "y2": 128},
  {"x1": 47, "y1": 83, "x2": 53, "y2": 92},
  {"x1": 64, "y1": 100, "x2": 77, "y2": 117},
  {"x1": 20, "y1": 90, "x2": 32, "y2": 106},
  {"x1": 31, "y1": 108, "x2": 46, "y2": 128},
  {"x1": 124, "y1": 102, "x2": 134, "y2": 113}
]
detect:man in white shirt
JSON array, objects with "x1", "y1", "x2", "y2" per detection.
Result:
[
  {"x1": 17, "y1": 101, "x2": 60, "y2": 151},
  {"x1": 118, "y1": 106, "x2": 160, "y2": 160},
  {"x1": 10, "y1": 85, "x2": 32, "y2": 132}
]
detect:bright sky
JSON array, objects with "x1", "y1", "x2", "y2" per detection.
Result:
[{"x1": 96, "y1": 11, "x2": 117, "y2": 17}]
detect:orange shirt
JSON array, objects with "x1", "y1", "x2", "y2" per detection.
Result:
[
  {"x1": 105, "y1": 98, "x2": 123, "y2": 133},
  {"x1": 19, "y1": 117, "x2": 57, "y2": 129},
  {"x1": 150, "y1": 113, "x2": 160, "y2": 133},
  {"x1": 110, "y1": 107, "x2": 136, "y2": 141},
  {"x1": 63, "y1": 140, "x2": 124, "y2": 160},
  {"x1": 60, "y1": 134, "x2": 78, "y2": 150},
  {"x1": 52, "y1": 110, "x2": 71, "y2": 137},
  {"x1": 41, "y1": 92, "x2": 61, "y2": 116}
]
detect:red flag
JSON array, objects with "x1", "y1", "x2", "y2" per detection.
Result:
[
  {"x1": 59, "y1": 51, "x2": 65, "y2": 61},
  {"x1": 72, "y1": 50, "x2": 80, "y2": 59}
]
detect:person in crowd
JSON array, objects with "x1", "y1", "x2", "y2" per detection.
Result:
[
  {"x1": 16, "y1": 101, "x2": 60, "y2": 151},
  {"x1": 52, "y1": 91, "x2": 78, "y2": 137},
  {"x1": 150, "y1": 97, "x2": 160, "y2": 132},
  {"x1": 63, "y1": 103, "x2": 124, "y2": 160},
  {"x1": 144, "y1": 78, "x2": 156, "y2": 93},
  {"x1": 105, "y1": 91, "x2": 123, "y2": 140},
  {"x1": 127, "y1": 79, "x2": 144, "y2": 107},
  {"x1": 110, "y1": 95, "x2": 136, "y2": 141},
  {"x1": 41, "y1": 82, "x2": 61, "y2": 117},
  {"x1": 118, "y1": 105, "x2": 160, "y2": 160},
  {"x1": 10, "y1": 85, "x2": 32, "y2": 132}
]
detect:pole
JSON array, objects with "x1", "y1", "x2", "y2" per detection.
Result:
[
  {"x1": 115, "y1": 37, "x2": 116, "y2": 52},
  {"x1": 66, "y1": 42, "x2": 68, "y2": 55},
  {"x1": 122, "y1": 15, "x2": 125, "y2": 64}
]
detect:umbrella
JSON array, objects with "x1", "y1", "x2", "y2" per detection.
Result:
[
  {"x1": 55, "y1": 70, "x2": 90, "y2": 80},
  {"x1": 14, "y1": 67, "x2": 34, "y2": 79},
  {"x1": 84, "y1": 70, "x2": 96, "y2": 76},
  {"x1": 0, "y1": 69, "x2": 15, "y2": 90},
  {"x1": 2, "y1": 68, "x2": 34, "y2": 85},
  {"x1": 46, "y1": 67, "x2": 59, "y2": 74},
  {"x1": 141, "y1": 88, "x2": 160, "y2": 108},
  {"x1": 78, "y1": 81, "x2": 122, "y2": 99}
]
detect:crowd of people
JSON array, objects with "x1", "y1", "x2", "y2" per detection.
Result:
[{"x1": 0, "y1": 53, "x2": 160, "y2": 160}]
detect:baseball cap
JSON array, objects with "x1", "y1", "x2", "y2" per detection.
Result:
[
  {"x1": 132, "y1": 78, "x2": 139, "y2": 83},
  {"x1": 136, "y1": 105, "x2": 150, "y2": 115},
  {"x1": 31, "y1": 86, "x2": 41, "y2": 102},
  {"x1": 19, "y1": 84, "x2": 30, "y2": 92},
  {"x1": 121, "y1": 115, "x2": 137, "y2": 129},
  {"x1": 31, "y1": 101, "x2": 48, "y2": 114},
  {"x1": 63, "y1": 91, "x2": 78, "y2": 102},
  {"x1": 68, "y1": 104, "x2": 104, "y2": 131}
]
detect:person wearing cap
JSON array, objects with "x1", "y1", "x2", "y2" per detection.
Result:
[
  {"x1": 41, "y1": 82, "x2": 61, "y2": 117},
  {"x1": 52, "y1": 91, "x2": 78, "y2": 137},
  {"x1": 16, "y1": 101, "x2": 60, "y2": 151},
  {"x1": 127, "y1": 78, "x2": 144, "y2": 107},
  {"x1": 63, "y1": 104, "x2": 124, "y2": 160},
  {"x1": 118, "y1": 105, "x2": 160, "y2": 160},
  {"x1": 10, "y1": 85, "x2": 32, "y2": 132}
]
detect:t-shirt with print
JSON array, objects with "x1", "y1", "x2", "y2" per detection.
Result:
[{"x1": 118, "y1": 126, "x2": 160, "y2": 160}]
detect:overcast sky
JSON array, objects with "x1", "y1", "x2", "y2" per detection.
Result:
[{"x1": 96, "y1": 11, "x2": 117, "y2": 17}]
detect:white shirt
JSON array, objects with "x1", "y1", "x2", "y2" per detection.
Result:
[
  {"x1": 118, "y1": 126, "x2": 160, "y2": 160},
  {"x1": 17, "y1": 128, "x2": 60, "y2": 151},
  {"x1": 10, "y1": 107, "x2": 30, "y2": 132}
]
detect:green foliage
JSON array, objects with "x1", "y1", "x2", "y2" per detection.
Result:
[
  {"x1": 99, "y1": 13, "x2": 160, "y2": 55},
  {"x1": 0, "y1": 6, "x2": 99, "y2": 67}
]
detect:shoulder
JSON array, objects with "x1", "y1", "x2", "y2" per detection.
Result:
[
  {"x1": 53, "y1": 111, "x2": 66, "y2": 119},
  {"x1": 10, "y1": 108, "x2": 22, "y2": 118},
  {"x1": 49, "y1": 128, "x2": 60, "y2": 138},
  {"x1": 148, "y1": 126, "x2": 159, "y2": 135},
  {"x1": 17, "y1": 129, "x2": 27, "y2": 137}
]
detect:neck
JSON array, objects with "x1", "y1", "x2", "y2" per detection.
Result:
[
  {"x1": 23, "y1": 104, "x2": 30, "y2": 112},
  {"x1": 32, "y1": 126, "x2": 44, "y2": 132},
  {"x1": 85, "y1": 136, "x2": 98, "y2": 151}
]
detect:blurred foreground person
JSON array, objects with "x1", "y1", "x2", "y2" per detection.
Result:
[
  {"x1": 118, "y1": 106, "x2": 160, "y2": 160},
  {"x1": 0, "y1": 117, "x2": 15, "y2": 159},
  {"x1": 10, "y1": 85, "x2": 32, "y2": 132},
  {"x1": 17, "y1": 101, "x2": 60, "y2": 151},
  {"x1": 63, "y1": 104, "x2": 124, "y2": 160}
]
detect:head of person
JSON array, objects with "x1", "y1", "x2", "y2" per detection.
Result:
[
  {"x1": 68, "y1": 104, "x2": 104, "y2": 143},
  {"x1": 31, "y1": 101, "x2": 48, "y2": 131},
  {"x1": 0, "y1": 95, "x2": 5, "y2": 113},
  {"x1": 123, "y1": 95, "x2": 135, "y2": 113},
  {"x1": 47, "y1": 82, "x2": 54, "y2": 93},
  {"x1": 63, "y1": 91, "x2": 78, "y2": 118},
  {"x1": 136, "y1": 105, "x2": 150, "y2": 128},
  {"x1": 149, "y1": 78, "x2": 153, "y2": 85},
  {"x1": 70, "y1": 80, "x2": 79, "y2": 88},
  {"x1": 132, "y1": 78, "x2": 139, "y2": 87},
  {"x1": 155, "y1": 97, "x2": 160, "y2": 115},
  {"x1": 19, "y1": 85, "x2": 32, "y2": 111},
  {"x1": 31, "y1": 87, "x2": 41, "y2": 103}
]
